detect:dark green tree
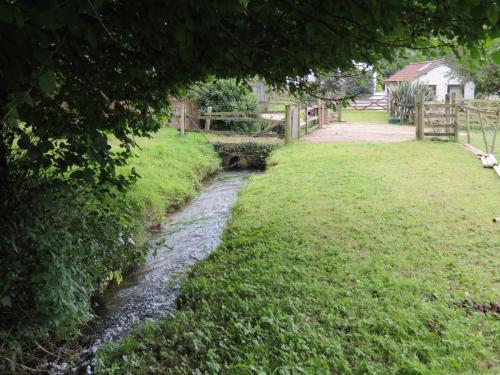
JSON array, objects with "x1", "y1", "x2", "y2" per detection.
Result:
[
  {"x1": 1, "y1": 1, "x2": 499, "y2": 189},
  {"x1": 446, "y1": 40, "x2": 500, "y2": 96}
]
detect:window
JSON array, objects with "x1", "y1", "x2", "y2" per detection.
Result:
[{"x1": 428, "y1": 85, "x2": 436, "y2": 98}]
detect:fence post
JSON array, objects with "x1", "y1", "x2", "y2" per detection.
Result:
[
  {"x1": 494, "y1": 104, "x2": 500, "y2": 153},
  {"x1": 337, "y1": 103, "x2": 342, "y2": 122},
  {"x1": 321, "y1": 102, "x2": 325, "y2": 128},
  {"x1": 415, "y1": 93, "x2": 424, "y2": 140},
  {"x1": 296, "y1": 103, "x2": 301, "y2": 139},
  {"x1": 445, "y1": 93, "x2": 450, "y2": 135},
  {"x1": 205, "y1": 106, "x2": 212, "y2": 131},
  {"x1": 180, "y1": 104, "x2": 186, "y2": 137},
  {"x1": 285, "y1": 104, "x2": 292, "y2": 145},
  {"x1": 466, "y1": 107, "x2": 471, "y2": 144},
  {"x1": 388, "y1": 91, "x2": 393, "y2": 116},
  {"x1": 452, "y1": 97, "x2": 459, "y2": 142},
  {"x1": 294, "y1": 104, "x2": 300, "y2": 140},
  {"x1": 415, "y1": 94, "x2": 420, "y2": 140},
  {"x1": 304, "y1": 102, "x2": 309, "y2": 135},
  {"x1": 317, "y1": 99, "x2": 322, "y2": 128}
]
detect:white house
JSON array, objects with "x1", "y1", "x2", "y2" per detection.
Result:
[{"x1": 385, "y1": 59, "x2": 475, "y2": 101}]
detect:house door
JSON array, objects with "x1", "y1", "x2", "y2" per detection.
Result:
[{"x1": 447, "y1": 84, "x2": 464, "y2": 99}]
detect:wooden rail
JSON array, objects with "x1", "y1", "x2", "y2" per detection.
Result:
[
  {"x1": 348, "y1": 97, "x2": 388, "y2": 111},
  {"x1": 415, "y1": 94, "x2": 499, "y2": 156},
  {"x1": 174, "y1": 100, "x2": 328, "y2": 144},
  {"x1": 415, "y1": 92, "x2": 459, "y2": 141}
]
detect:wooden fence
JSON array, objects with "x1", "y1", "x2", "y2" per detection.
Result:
[
  {"x1": 348, "y1": 96, "x2": 388, "y2": 111},
  {"x1": 460, "y1": 101, "x2": 499, "y2": 154},
  {"x1": 415, "y1": 93, "x2": 499, "y2": 154},
  {"x1": 175, "y1": 101, "x2": 328, "y2": 144},
  {"x1": 415, "y1": 93, "x2": 459, "y2": 141},
  {"x1": 299, "y1": 100, "x2": 328, "y2": 137}
]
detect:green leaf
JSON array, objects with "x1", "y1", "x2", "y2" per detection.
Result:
[
  {"x1": 491, "y1": 50, "x2": 500, "y2": 63},
  {"x1": 24, "y1": 94, "x2": 34, "y2": 107},
  {"x1": 5, "y1": 108, "x2": 19, "y2": 127},
  {"x1": 39, "y1": 69, "x2": 57, "y2": 94},
  {"x1": 487, "y1": 5, "x2": 499, "y2": 25},
  {"x1": 0, "y1": 296, "x2": 12, "y2": 307}
]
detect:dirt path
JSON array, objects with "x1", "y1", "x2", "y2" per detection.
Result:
[{"x1": 303, "y1": 122, "x2": 415, "y2": 143}]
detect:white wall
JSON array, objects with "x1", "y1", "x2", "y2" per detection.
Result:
[
  {"x1": 464, "y1": 81, "x2": 475, "y2": 99},
  {"x1": 414, "y1": 64, "x2": 475, "y2": 101}
]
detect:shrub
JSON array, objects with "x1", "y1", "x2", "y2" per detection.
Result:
[
  {"x1": 194, "y1": 79, "x2": 261, "y2": 132},
  {"x1": 0, "y1": 157, "x2": 144, "y2": 370},
  {"x1": 389, "y1": 81, "x2": 433, "y2": 123}
]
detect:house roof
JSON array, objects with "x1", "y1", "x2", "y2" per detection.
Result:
[{"x1": 385, "y1": 59, "x2": 446, "y2": 82}]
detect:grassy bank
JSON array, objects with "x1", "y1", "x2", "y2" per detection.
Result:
[
  {"x1": 122, "y1": 127, "x2": 220, "y2": 228},
  {"x1": 97, "y1": 141, "x2": 499, "y2": 374}
]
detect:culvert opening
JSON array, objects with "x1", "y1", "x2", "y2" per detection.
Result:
[
  {"x1": 213, "y1": 142, "x2": 280, "y2": 170},
  {"x1": 228, "y1": 155, "x2": 241, "y2": 169}
]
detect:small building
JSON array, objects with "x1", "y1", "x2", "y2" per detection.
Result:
[{"x1": 385, "y1": 59, "x2": 475, "y2": 101}]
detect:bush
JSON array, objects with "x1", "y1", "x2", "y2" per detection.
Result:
[
  {"x1": 194, "y1": 79, "x2": 261, "y2": 132},
  {"x1": 0, "y1": 162, "x2": 144, "y2": 370},
  {"x1": 389, "y1": 81, "x2": 433, "y2": 123}
]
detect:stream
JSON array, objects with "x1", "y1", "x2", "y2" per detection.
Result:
[
  {"x1": 57, "y1": 171, "x2": 253, "y2": 374},
  {"x1": 94, "y1": 170, "x2": 252, "y2": 341}
]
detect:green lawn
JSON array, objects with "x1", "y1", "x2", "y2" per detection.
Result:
[
  {"x1": 98, "y1": 141, "x2": 499, "y2": 374},
  {"x1": 341, "y1": 109, "x2": 389, "y2": 123}
]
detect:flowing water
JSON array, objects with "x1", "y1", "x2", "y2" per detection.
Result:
[
  {"x1": 51, "y1": 171, "x2": 253, "y2": 374},
  {"x1": 93, "y1": 171, "x2": 253, "y2": 343}
]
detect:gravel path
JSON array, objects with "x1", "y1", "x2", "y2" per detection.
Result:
[{"x1": 303, "y1": 122, "x2": 415, "y2": 143}]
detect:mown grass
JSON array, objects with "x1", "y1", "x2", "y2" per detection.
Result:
[
  {"x1": 121, "y1": 127, "x2": 220, "y2": 226},
  {"x1": 97, "y1": 141, "x2": 499, "y2": 374},
  {"x1": 342, "y1": 109, "x2": 388, "y2": 123}
]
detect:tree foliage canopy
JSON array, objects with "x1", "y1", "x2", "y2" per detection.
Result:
[
  {"x1": 0, "y1": 0, "x2": 499, "y2": 186},
  {"x1": 446, "y1": 40, "x2": 500, "y2": 96}
]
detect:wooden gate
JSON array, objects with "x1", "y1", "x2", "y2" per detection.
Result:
[
  {"x1": 348, "y1": 96, "x2": 388, "y2": 111},
  {"x1": 415, "y1": 93, "x2": 459, "y2": 141}
]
